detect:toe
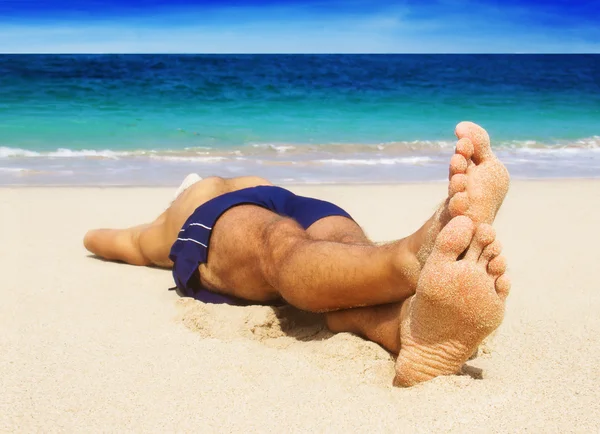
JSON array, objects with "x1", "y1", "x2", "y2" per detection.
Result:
[
  {"x1": 449, "y1": 173, "x2": 467, "y2": 196},
  {"x1": 448, "y1": 192, "x2": 469, "y2": 217},
  {"x1": 455, "y1": 138, "x2": 474, "y2": 160},
  {"x1": 449, "y1": 154, "x2": 468, "y2": 179},
  {"x1": 463, "y1": 224, "x2": 495, "y2": 262},
  {"x1": 495, "y1": 274, "x2": 511, "y2": 301},
  {"x1": 455, "y1": 121, "x2": 492, "y2": 163},
  {"x1": 488, "y1": 255, "x2": 507, "y2": 277},
  {"x1": 431, "y1": 216, "x2": 475, "y2": 261},
  {"x1": 479, "y1": 239, "x2": 502, "y2": 265}
]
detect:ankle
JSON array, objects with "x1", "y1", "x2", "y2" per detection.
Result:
[
  {"x1": 391, "y1": 239, "x2": 422, "y2": 292},
  {"x1": 412, "y1": 204, "x2": 451, "y2": 267}
]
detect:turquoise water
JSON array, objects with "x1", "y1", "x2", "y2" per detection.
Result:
[{"x1": 1, "y1": 54, "x2": 599, "y2": 185}]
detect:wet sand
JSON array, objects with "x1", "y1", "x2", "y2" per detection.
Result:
[{"x1": 2, "y1": 180, "x2": 599, "y2": 432}]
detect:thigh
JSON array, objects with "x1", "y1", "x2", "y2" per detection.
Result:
[
  {"x1": 197, "y1": 209, "x2": 373, "y2": 304},
  {"x1": 198, "y1": 205, "x2": 302, "y2": 303}
]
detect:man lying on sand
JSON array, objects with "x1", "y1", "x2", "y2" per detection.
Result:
[{"x1": 84, "y1": 121, "x2": 510, "y2": 387}]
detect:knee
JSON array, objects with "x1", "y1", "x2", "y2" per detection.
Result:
[
  {"x1": 244, "y1": 176, "x2": 272, "y2": 187},
  {"x1": 83, "y1": 229, "x2": 99, "y2": 252},
  {"x1": 228, "y1": 176, "x2": 273, "y2": 191},
  {"x1": 201, "y1": 176, "x2": 226, "y2": 191},
  {"x1": 259, "y1": 218, "x2": 303, "y2": 278},
  {"x1": 260, "y1": 218, "x2": 305, "y2": 273},
  {"x1": 259, "y1": 219, "x2": 325, "y2": 312},
  {"x1": 188, "y1": 176, "x2": 226, "y2": 199}
]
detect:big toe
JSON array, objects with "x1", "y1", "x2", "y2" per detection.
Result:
[
  {"x1": 431, "y1": 216, "x2": 475, "y2": 261},
  {"x1": 455, "y1": 121, "x2": 492, "y2": 163}
]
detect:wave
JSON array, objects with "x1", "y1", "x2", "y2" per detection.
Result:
[
  {"x1": 0, "y1": 167, "x2": 74, "y2": 175},
  {"x1": 0, "y1": 167, "x2": 29, "y2": 173},
  {"x1": 148, "y1": 155, "x2": 227, "y2": 163},
  {"x1": 0, "y1": 147, "x2": 132, "y2": 159},
  {"x1": 317, "y1": 157, "x2": 434, "y2": 166},
  {"x1": 2, "y1": 137, "x2": 600, "y2": 162},
  {"x1": 0, "y1": 147, "x2": 41, "y2": 158}
]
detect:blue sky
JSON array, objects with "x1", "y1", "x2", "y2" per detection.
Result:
[{"x1": 0, "y1": 0, "x2": 598, "y2": 53}]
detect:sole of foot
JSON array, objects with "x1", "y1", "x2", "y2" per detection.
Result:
[
  {"x1": 447, "y1": 121, "x2": 510, "y2": 224},
  {"x1": 414, "y1": 122, "x2": 510, "y2": 267},
  {"x1": 394, "y1": 215, "x2": 510, "y2": 387}
]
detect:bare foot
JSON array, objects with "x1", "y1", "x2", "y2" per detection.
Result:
[
  {"x1": 394, "y1": 216, "x2": 510, "y2": 387},
  {"x1": 411, "y1": 121, "x2": 509, "y2": 267},
  {"x1": 448, "y1": 121, "x2": 510, "y2": 224}
]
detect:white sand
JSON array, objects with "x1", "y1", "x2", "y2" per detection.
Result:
[{"x1": 2, "y1": 180, "x2": 600, "y2": 432}]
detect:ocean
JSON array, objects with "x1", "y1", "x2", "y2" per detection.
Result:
[{"x1": 1, "y1": 54, "x2": 599, "y2": 185}]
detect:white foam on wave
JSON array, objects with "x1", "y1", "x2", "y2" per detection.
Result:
[
  {"x1": 249, "y1": 143, "x2": 299, "y2": 154},
  {"x1": 2, "y1": 136, "x2": 600, "y2": 164},
  {"x1": 272, "y1": 145, "x2": 296, "y2": 153},
  {"x1": 510, "y1": 147, "x2": 600, "y2": 156},
  {"x1": 0, "y1": 167, "x2": 29, "y2": 173},
  {"x1": 46, "y1": 149, "x2": 123, "y2": 159},
  {"x1": 319, "y1": 156, "x2": 433, "y2": 166},
  {"x1": 0, "y1": 147, "x2": 41, "y2": 158},
  {"x1": 0, "y1": 146, "x2": 130, "y2": 159},
  {"x1": 149, "y1": 155, "x2": 227, "y2": 163},
  {"x1": 384, "y1": 140, "x2": 456, "y2": 149},
  {"x1": 0, "y1": 167, "x2": 75, "y2": 176},
  {"x1": 500, "y1": 136, "x2": 600, "y2": 150}
]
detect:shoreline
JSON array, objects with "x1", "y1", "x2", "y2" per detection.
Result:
[{"x1": 2, "y1": 175, "x2": 600, "y2": 188}]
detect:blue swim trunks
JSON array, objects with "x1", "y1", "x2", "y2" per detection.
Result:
[{"x1": 169, "y1": 185, "x2": 353, "y2": 305}]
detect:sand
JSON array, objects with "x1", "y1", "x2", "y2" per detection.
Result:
[{"x1": 2, "y1": 180, "x2": 600, "y2": 432}]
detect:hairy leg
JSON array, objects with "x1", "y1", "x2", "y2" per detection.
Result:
[
  {"x1": 200, "y1": 123, "x2": 510, "y2": 312},
  {"x1": 196, "y1": 205, "x2": 422, "y2": 310},
  {"x1": 326, "y1": 304, "x2": 403, "y2": 353},
  {"x1": 307, "y1": 219, "x2": 403, "y2": 352},
  {"x1": 305, "y1": 122, "x2": 510, "y2": 352},
  {"x1": 83, "y1": 175, "x2": 272, "y2": 267}
]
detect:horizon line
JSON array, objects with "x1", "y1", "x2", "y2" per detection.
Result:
[{"x1": 2, "y1": 52, "x2": 599, "y2": 55}]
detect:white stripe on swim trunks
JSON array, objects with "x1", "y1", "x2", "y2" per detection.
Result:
[
  {"x1": 188, "y1": 223, "x2": 212, "y2": 230},
  {"x1": 177, "y1": 238, "x2": 208, "y2": 248},
  {"x1": 179, "y1": 222, "x2": 211, "y2": 233}
]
